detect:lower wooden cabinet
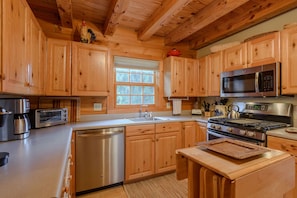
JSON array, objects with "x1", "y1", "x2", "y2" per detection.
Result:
[
  {"x1": 125, "y1": 124, "x2": 155, "y2": 181},
  {"x1": 125, "y1": 122, "x2": 182, "y2": 181},
  {"x1": 197, "y1": 121, "x2": 207, "y2": 142},
  {"x1": 183, "y1": 121, "x2": 197, "y2": 148},
  {"x1": 267, "y1": 135, "x2": 297, "y2": 198}
]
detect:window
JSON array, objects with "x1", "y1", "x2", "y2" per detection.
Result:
[{"x1": 114, "y1": 56, "x2": 159, "y2": 106}]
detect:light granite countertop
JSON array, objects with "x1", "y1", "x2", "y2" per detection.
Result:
[
  {"x1": 266, "y1": 127, "x2": 297, "y2": 141},
  {"x1": 0, "y1": 115, "x2": 208, "y2": 198}
]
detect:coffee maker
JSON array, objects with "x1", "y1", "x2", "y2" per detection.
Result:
[{"x1": 0, "y1": 98, "x2": 30, "y2": 141}]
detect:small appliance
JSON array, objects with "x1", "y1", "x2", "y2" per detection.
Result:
[
  {"x1": 29, "y1": 108, "x2": 68, "y2": 129},
  {"x1": 0, "y1": 98, "x2": 31, "y2": 141}
]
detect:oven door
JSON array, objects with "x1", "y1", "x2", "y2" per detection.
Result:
[{"x1": 207, "y1": 129, "x2": 265, "y2": 146}]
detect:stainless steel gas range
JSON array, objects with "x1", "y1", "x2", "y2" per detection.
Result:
[{"x1": 207, "y1": 102, "x2": 293, "y2": 146}]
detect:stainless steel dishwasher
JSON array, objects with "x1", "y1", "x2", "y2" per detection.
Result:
[{"x1": 76, "y1": 127, "x2": 124, "y2": 194}]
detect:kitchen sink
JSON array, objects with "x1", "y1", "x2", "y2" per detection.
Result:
[{"x1": 128, "y1": 117, "x2": 163, "y2": 122}]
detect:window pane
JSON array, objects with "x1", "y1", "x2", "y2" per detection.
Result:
[
  {"x1": 131, "y1": 96, "x2": 142, "y2": 104},
  {"x1": 116, "y1": 72, "x2": 129, "y2": 82},
  {"x1": 143, "y1": 86, "x2": 154, "y2": 95},
  {"x1": 131, "y1": 86, "x2": 142, "y2": 95},
  {"x1": 117, "y1": 86, "x2": 130, "y2": 94},
  {"x1": 143, "y1": 96, "x2": 154, "y2": 104},
  {"x1": 143, "y1": 70, "x2": 154, "y2": 75},
  {"x1": 143, "y1": 74, "x2": 153, "y2": 83},
  {"x1": 117, "y1": 96, "x2": 130, "y2": 105},
  {"x1": 130, "y1": 73, "x2": 142, "y2": 83}
]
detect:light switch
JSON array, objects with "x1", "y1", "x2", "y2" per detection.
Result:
[{"x1": 94, "y1": 103, "x2": 102, "y2": 111}]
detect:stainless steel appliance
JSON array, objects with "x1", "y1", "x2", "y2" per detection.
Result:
[
  {"x1": 220, "y1": 63, "x2": 280, "y2": 97},
  {"x1": 0, "y1": 98, "x2": 30, "y2": 141},
  {"x1": 29, "y1": 108, "x2": 68, "y2": 129},
  {"x1": 76, "y1": 127, "x2": 124, "y2": 194},
  {"x1": 207, "y1": 102, "x2": 292, "y2": 146}
]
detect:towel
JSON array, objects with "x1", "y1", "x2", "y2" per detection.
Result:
[{"x1": 172, "y1": 99, "x2": 182, "y2": 115}]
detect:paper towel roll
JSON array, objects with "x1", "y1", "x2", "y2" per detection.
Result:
[{"x1": 172, "y1": 99, "x2": 182, "y2": 115}]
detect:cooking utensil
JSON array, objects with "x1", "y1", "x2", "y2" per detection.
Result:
[{"x1": 227, "y1": 104, "x2": 240, "y2": 119}]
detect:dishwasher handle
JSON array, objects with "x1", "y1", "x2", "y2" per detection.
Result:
[{"x1": 77, "y1": 129, "x2": 124, "y2": 138}]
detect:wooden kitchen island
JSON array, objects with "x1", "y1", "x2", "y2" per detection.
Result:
[{"x1": 176, "y1": 139, "x2": 295, "y2": 198}]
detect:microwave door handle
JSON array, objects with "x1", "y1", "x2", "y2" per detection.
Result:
[{"x1": 255, "y1": 72, "x2": 259, "y2": 93}]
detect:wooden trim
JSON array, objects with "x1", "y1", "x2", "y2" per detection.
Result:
[{"x1": 56, "y1": 0, "x2": 73, "y2": 28}]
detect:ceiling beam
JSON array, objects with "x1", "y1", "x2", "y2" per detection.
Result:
[
  {"x1": 189, "y1": 0, "x2": 297, "y2": 49},
  {"x1": 138, "y1": 0, "x2": 193, "y2": 41},
  {"x1": 103, "y1": 0, "x2": 130, "y2": 36},
  {"x1": 56, "y1": 0, "x2": 73, "y2": 28},
  {"x1": 164, "y1": 0, "x2": 250, "y2": 45}
]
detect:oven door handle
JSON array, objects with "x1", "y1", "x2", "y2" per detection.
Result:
[{"x1": 207, "y1": 130, "x2": 230, "y2": 140}]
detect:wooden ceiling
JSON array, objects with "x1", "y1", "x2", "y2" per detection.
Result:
[{"x1": 26, "y1": 0, "x2": 297, "y2": 49}]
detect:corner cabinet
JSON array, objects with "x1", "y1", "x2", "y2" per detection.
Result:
[
  {"x1": 281, "y1": 25, "x2": 297, "y2": 94},
  {"x1": 163, "y1": 56, "x2": 198, "y2": 97},
  {"x1": 46, "y1": 38, "x2": 72, "y2": 96},
  {"x1": 71, "y1": 42, "x2": 109, "y2": 96}
]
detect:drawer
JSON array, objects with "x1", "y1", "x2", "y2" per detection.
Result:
[
  {"x1": 156, "y1": 122, "x2": 181, "y2": 133},
  {"x1": 126, "y1": 124, "x2": 155, "y2": 136}
]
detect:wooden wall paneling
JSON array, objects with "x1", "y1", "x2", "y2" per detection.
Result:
[{"x1": 80, "y1": 96, "x2": 107, "y2": 115}]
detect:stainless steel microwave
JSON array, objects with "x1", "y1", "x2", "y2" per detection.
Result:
[
  {"x1": 220, "y1": 63, "x2": 281, "y2": 97},
  {"x1": 29, "y1": 108, "x2": 68, "y2": 128}
]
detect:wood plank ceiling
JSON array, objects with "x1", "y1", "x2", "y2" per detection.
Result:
[{"x1": 26, "y1": 0, "x2": 297, "y2": 49}]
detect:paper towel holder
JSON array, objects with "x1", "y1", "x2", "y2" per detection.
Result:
[{"x1": 167, "y1": 96, "x2": 189, "y2": 101}]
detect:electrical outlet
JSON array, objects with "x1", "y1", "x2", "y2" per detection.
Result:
[
  {"x1": 93, "y1": 103, "x2": 102, "y2": 111},
  {"x1": 166, "y1": 102, "x2": 171, "y2": 109}
]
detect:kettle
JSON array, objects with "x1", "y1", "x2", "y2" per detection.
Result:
[{"x1": 227, "y1": 104, "x2": 240, "y2": 119}]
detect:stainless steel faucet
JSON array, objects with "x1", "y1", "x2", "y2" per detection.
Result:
[{"x1": 139, "y1": 104, "x2": 148, "y2": 118}]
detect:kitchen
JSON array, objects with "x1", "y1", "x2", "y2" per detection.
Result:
[{"x1": 1, "y1": 0, "x2": 297, "y2": 197}]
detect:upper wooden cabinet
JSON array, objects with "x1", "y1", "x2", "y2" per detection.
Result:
[
  {"x1": 163, "y1": 56, "x2": 198, "y2": 97},
  {"x1": 2, "y1": 0, "x2": 44, "y2": 95},
  {"x1": 207, "y1": 51, "x2": 222, "y2": 96},
  {"x1": 281, "y1": 25, "x2": 297, "y2": 94},
  {"x1": 247, "y1": 32, "x2": 280, "y2": 67},
  {"x1": 72, "y1": 42, "x2": 109, "y2": 96},
  {"x1": 197, "y1": 57, "x2": 208, "y2": 96},
  {"x1": 223, "y1": 43, "x2": 247, "y2": 71},
  {"x1": 46, "y1": 38, "x2": 72, "y2": 96}
]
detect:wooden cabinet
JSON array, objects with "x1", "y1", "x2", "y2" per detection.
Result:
[
  {"x1": 2, "y1": 0, "x2": 44, "y2": 95},
  {"x1": 223, "y1": 43, "x2": 247, "y2": 71},
  {"x1": 247, "y1": 32, "x2": 280, "y2": 67},
  {"x1": 197, "y1": 57, "x2": 208, "y2": 96},
  {"x1": 125, "y1": 124, "x2": 155, "y2": 181},
  {"x1": 267, "y1": 136, "x2": 297, "y2": 198},
  {"x1": 163, "y1": 56, "x2": 198, "y2": 97},
  {"x1": 182, "y1": 121, "x2": 197, "y2": 148},
  {"x1": 207, "y1": 51, "x2": 222, "y2": 96},
  {"x1": 281, "y1": 25, "x2": 297, "y2": 94},
  {"x1": 155, "y1": 122, "x2": 182, "y2": 173},
  {"x1": 196, "y1": 121, "x2": 207, "y2": 142},
  {"x1": 46, "y1": 38, "x2": 72, "y2": 96},
  {"x1": 2, "y1": 0, "x2": 28, "y2": 94},
  {"x1": 72, "y1": 42, "x2": 109, "y2": 96}
]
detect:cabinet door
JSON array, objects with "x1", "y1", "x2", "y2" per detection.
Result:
[
  {"x1": 186, "y1": 58, "x2": 198, "y2": 96},
  {"x1": 26, "y1": 10, "x2": 44, "y2": 94},
  {"x1": 198, "y1": 57, "x2": 208, "y2": 96},
  {"x1": 196, "y1": 122, "x2": 207, "y2": 142},
  {"x1": 267, "y1": 136, "x2": 297, "y2": 198},
  {"x1": 223, "y1": 43, "x2": 247, "y2": 71},
  {"x1": 281, "y1": 26, "x2": 297, "y2": 94},
  {"x1": 155, "y1": 131, "x2": 182, "y2": 173},
  {"x1": 2, "y1": 0, "x2": 28, "y2": 94},
  {"x1": 125, "y1": 134, "x2": 155, "y2": 181},
  {"x1": 247, "y1": 32, "x2": 280, "y2": 67},
  {"x1": 164, "y1": 56, "x2": 186, "y2": 97},
  {"x1": 72, "y1": 42, "x2": 109, "y2": 96},
  {"x1": 208, "y1": 52, "x2": 222, "y2": 96},
  {"x1": 183, "y1": 122, "x2": 197, "y2": 148},
  {"x1": 46, "y1": 39, "x2": 71, "y2": 96}
]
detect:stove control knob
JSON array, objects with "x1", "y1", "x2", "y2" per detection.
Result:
[
  {"x1": 247, "y1": 131, "x2": 255, "y2": 137},
  {"x1": 215, "y1": 125, "x2": 221, "y2": 130},
  {"x1": 210, "y1": 124, "x2": 216, "y2": 129},
  {"x1": 239, "y1": 130, "x2": 246, "y2": 135},
  {"x1": 227, "y1": 128, "x2": 233, "y2": 133}
]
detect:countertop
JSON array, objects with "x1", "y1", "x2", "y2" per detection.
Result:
[
  {"x1": 0, "y1": 115, "x2": 208, "y2": 198},
  {"x1": 267, "y1": 127, "x2": 297, "y2": 141}
]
